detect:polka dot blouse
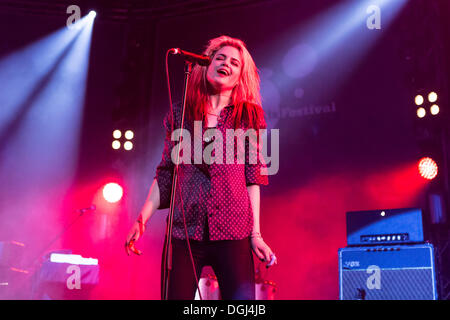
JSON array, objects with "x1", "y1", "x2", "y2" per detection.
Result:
[{"x1": 154, "y1": 103, "x2": 269, "y2": 241}]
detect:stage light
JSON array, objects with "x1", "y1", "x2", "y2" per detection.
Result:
[
  {"x1": 415, "y1": 91, "x2": 441, "y2": 118},
  {"x1": 125, "y1": 130, "x2": 134, "y2": 140},
  {"x1": 416, "y1": 107, "x2": 426, "y2": 118},
  {"x1": 112, "y1": 140, "x2": 121, "y2": 150},
  {"x1": 0, "y1": 7, "x2": 95, "y2": 253},
  {"x1": 428, "y1": 92, "x2": 438, "y2": 103},
  {"x1": 102, "y1": 183, "x2": 123, "y2": 203},
  {"x1": 124, "y1": 141, "x2": 133, "y2": 151},
  {"x1": 50, "y1": 253, "x2": 98, "y2": 265},
  {"x1": 418, "y1": 157, "x2": 438, "y2": 180},
  {"x1": 88, "y1": 11, "x2": 97, "y2": 19},
  {"x1": 113, "y1": 129, "x2": 122, "y2": 139},
  {"x1": 430, "y1": 104, "x2": 440, "y2": 116},
  {"x1": 415, "y1": 95, "x2": 424, "y2": 106}
]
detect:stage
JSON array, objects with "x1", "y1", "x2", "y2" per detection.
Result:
[{"x1": 0, "y1": 0, "x2": 449, "y2": 302}]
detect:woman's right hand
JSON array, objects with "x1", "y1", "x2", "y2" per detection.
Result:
[
  {"x1": 125, "y1": 179, "x2": 159, "y2": 256},
  {"x1": 125, "y1": 220, "x2": 145, "y2": 256}
]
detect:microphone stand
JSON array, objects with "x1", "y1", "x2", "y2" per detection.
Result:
[
  {"x1": 26, "y1": 206, "x2": 96, "y2": 270},
  {"x1": 162, "y1": 61, "x2": 192, "y2": 300},
  {"x1": 26, "y1": 205, "x2": 96, "y2": 299}
]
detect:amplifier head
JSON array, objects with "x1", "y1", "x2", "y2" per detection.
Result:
[{"x1": 346, "y1": 208, "x2": 424, "y2": 246}]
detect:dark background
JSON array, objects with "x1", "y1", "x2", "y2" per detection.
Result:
[{"x1": 0, "y1": 0, "x2": 449, "y2": 299}]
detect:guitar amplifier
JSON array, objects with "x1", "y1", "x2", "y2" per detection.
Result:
[
  {"x1": 338, "y1": 243, "x2": 437, "y2": 300},
  {"x1": 346, "y1": 208, "x2": 424, "y2": 246}
]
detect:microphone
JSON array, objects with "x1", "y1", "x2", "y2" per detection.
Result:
[
  {"x1": 77, "y1": 205, "x2": 96, "y2": 213},
  {"x1": 169, "y1": 48, "x2": 211, "y2": 66}
]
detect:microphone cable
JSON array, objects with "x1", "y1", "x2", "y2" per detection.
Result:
[{"x1": 164, "y1": 49, "x2": 203, "y2": 300}]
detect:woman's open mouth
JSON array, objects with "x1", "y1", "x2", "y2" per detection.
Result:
[{"x1": 217, "y1": 68, "x2": 230, "y2": 76}]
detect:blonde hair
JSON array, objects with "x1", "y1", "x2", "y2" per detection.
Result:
[{"x1": 186, "y1": 35, "x2": 264, "y2": 129}]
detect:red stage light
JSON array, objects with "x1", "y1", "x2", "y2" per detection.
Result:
[
  {"x1": 418, "y1": 157, "x2": 438, "y2": 180},
  {"x1": 102, "y1": 183, "x2": 123, "y2": 203}
]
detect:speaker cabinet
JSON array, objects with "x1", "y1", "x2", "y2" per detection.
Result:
[{"x1": 339, "y1": 243, "x2": 437, "y2": 300}]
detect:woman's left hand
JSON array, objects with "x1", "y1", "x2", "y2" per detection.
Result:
[{"x1": 250, "y1": 237, "x2": 277, "y2": 266}]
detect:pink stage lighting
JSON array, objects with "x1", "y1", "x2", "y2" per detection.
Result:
[
  {"x1": 418, "y1": 157, "x2": 438, "y2": 180},
  {"x1": 102, "y1": 183, "x2": 123, "y2": 203}
]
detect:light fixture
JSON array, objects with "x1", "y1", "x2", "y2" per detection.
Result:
[
  {"x1": 102, "y1": 183, "x2": 123, "y2": 203},
  {"x1": 125, "y1": 130, "x2": 134, "y2": 140},
  {"x1": 418, "y1": 157, "x2": 438, "y2": 180},
  {"x1": 416, "y1": 107, "x2": 426, "y2": 118},
  {"x1": 113, "y1": 130, "x2": 122, "y2": 139},
  {"x1": 124, "y1": 141, "x2": 133, "y2": 151},
  {"x1": 112, "y1": 140, "x2": 121, "y2": 150},
  {"x1": 430, "y1": 104, "x2": 439, "y2": 116},
  {"x1": 428, "y1": 92, "x2": 438, "y2": 103},
  {"x1": 415, "y1": 95, "x2": 424, "y2": 106}
]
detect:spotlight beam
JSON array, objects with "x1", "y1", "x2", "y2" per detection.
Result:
[
  {"x1": 0, "y1": 29, "x2": 85, "y2": 156},
  {"x1": 267, "y1": 0, "x2": 408, "y2": 98}
]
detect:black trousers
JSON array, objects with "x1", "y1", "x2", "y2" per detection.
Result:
[{"x1": 161, "y1": 237, "x2": 255, "y2": 300}]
